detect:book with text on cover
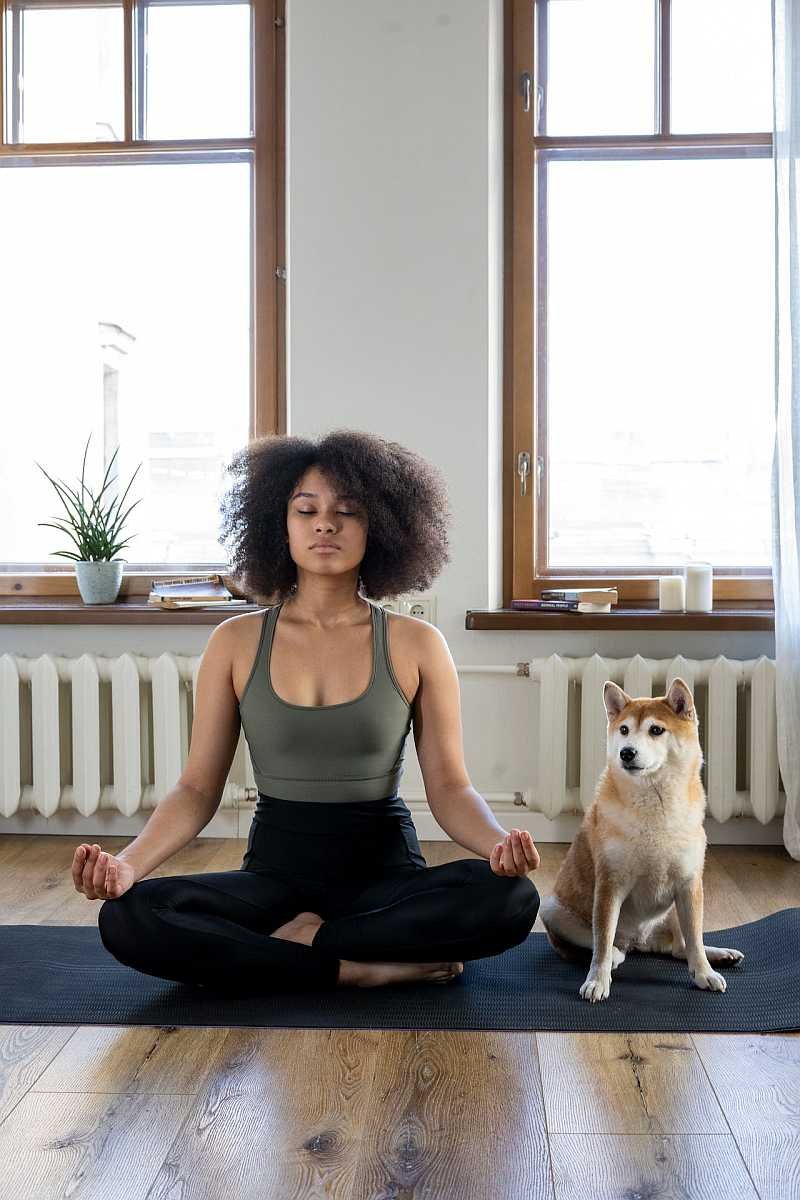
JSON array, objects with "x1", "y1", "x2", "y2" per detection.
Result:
[{"x1": 510, "y1": 598, "x2": 613, "y2": 613}]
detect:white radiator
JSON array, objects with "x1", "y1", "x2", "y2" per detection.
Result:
[
  {"x1": 0, "y1": 650, "x2": 255, "y2": 819},
  {"x1": 526, "y1": 654, "x2": 783, "y2": 824},
  {"x1": 0, "y1": 650, "x2": 783, "y2": 831}
]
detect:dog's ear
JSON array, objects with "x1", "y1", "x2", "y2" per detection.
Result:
[
  {"x1": 603, "y1": 681, "x2": 630, "y2": 721},
  {"x1": 665, "y1": 676, "x2": 695, "y2": 719}
]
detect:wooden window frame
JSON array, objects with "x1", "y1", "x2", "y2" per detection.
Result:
[
  {"x1": 503, "y1": 0, "x2": 774, "y2": 607},
  {"x1": 0, "y1": 0, "x2": 285, "y2": 600}
]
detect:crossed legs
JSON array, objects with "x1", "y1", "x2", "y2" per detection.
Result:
[{"x1": 98, "y1": 857, "x2": 540, "y2": 993}]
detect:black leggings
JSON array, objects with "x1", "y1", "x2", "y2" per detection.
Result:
[{"x1": 97, "y1": 791, "x2": 541, "y2": 992}]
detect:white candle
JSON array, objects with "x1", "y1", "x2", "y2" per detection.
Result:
[
  {"x1": 684, "y1": 561, "x2": 713, "y2": 611},
  {"x1": 658, "y1": 575, "x2": 685, "y2": 610}
]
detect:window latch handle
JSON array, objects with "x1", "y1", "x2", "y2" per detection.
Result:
[
  {"x1": 520, "y1": 72, "x2": 532, "y2": 113},
  {"x1": 517, "y1": 450, "x2": 531, "y2": 497}
]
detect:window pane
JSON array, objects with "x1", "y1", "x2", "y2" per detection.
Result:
[
  {"x1": 143, "y1": 1, "x2": 252, "y2": 139},
  {"x1": 0, "y1": 160, "x2": 251, "y2": 565},
  {"x1": 7, "y1": 3, "x2": 124, "y2": 143},
  {"x1": 544, "y1": 154, "x2": 774, "y2": 570},
  {"x1": 544, "y1": 0, "x2": 656, "y2": 136},
  {"x1": 671, "y1": 0, "x2": 773, "y2": 134}
]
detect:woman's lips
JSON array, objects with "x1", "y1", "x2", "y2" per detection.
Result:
[{"x1": 312, "y1": 545, "x2": 339, "y2": 552}]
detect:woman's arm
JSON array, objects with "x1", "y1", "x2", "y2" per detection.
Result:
[
  {"x1": 114, "y1": 619, "x2": 244, "y2": 882},
  {"x1": 411, "y1": 620, "x2": 539, "y2": 870}
]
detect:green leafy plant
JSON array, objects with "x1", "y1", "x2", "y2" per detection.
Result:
[{"x1": 35, "y1": 433, "x2": 144, "y2": 563}]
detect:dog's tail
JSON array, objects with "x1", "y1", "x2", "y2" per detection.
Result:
[{"x1": 545, "y1": 927, "x2": 592, "y2": 965}]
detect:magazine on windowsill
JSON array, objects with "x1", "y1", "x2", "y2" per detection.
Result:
[{"x1": 147, "y1": 573, "x2": 249, "y2": 609}]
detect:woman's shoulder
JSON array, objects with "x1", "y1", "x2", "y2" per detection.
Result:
[
  {"x1": 216, "y1": 605, "x2": 273, "y2": 633},
  {"x1": 212, "y1": 607, "x2": 274, "y2": 663},
  {"x1": 382, "y1": 605, "x2": 444, "y2": 642},
  {"x1": 382, "y1": 605, "x2": 443, "y2": 677}
]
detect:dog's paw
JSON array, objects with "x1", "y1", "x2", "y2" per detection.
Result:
[
  {"x1": 704, "y1": 945, "x2": 745, "y2": 965},
  {"x1": 579, "y1": 972, "x2": 611, "y2": 1003},
  {"x1": 691, "y1": 965, "x2": 727, "y2": 992}
]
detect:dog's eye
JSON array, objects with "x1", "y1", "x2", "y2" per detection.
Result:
[
  {"x1": 649, "y1": 724, "x2": 664, "y2": 736},
  {"x1": 619, "y1": 725, "x2": 628, "y2": 736}
]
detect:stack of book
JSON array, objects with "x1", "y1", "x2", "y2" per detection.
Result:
[
  {"x1": 148, "y1": 573, "x2": 250, "y2": 610},
  {"x1": 510, "y1": 588, "x2": 618, "y2": 614}
]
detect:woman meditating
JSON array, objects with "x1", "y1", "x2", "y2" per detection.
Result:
[{"x1": 72, "y1": 429, "x2": 541, "y2": 991}]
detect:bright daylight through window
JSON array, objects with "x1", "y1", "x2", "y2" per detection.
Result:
[{"x1": 0, "y1": 0, "x2": 254, "y2": 568}]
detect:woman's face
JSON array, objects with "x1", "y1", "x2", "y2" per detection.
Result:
[{"x1": 285, "y1": 465, "x2": 368, "y2": 578}]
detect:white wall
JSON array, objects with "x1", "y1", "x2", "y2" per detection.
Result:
[
  {"x1": 1, "y1": 0, "x2": 778, "y2": 841},
  {"x1": 286, "y1": 0, "x2": 503, "y2": 617}
]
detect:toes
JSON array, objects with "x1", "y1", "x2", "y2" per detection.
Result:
[{"x1": 431, "y1": 961, "x2": 465, "y2": 983}]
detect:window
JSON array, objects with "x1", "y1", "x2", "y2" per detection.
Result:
[
  {"x1": 505, "y1": 0, "x2": 774, "y2": 603},
  {"x1": 0, "y1": 0, "x2": 284, "y2": 595}
]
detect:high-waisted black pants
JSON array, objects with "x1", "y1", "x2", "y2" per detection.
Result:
[{"x1": 97, "y1": 792, "x2": 541, "y2": 992}]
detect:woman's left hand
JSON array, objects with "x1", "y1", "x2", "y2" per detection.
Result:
[{"x1": 490, "y1": 828, "x2": 540, "y2": 876}]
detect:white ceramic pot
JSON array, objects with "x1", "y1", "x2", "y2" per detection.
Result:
[{"x1": 74, "y1": 559, "x2": 124, "y2": 604}]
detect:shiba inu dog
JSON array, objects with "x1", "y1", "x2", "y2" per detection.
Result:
[{"x1": 539, "y1": 677, "x2": 745, "y2": 1003}]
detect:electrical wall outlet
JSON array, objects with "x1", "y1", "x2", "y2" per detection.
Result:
[
  {"x1": 399, "y1": 594, "x2": 436, "y2": 624},
  {"x1": 378, "y1": 598, "x2": 401, "y2": 613}
]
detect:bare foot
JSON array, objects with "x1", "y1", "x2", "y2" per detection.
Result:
[
  {"x1": 270, "y1": 911, "x2": 326, "y2": 947},
  {"x1": 269, "y1": 912, "x2": 465, "y2": 988},
  {"x1": 338, "y1": 960, "x2": 465, "y2": 988}
]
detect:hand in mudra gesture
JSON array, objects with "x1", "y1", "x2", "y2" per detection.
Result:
[
  {"x1": 490, "y1": 828, "x2": 540, "y2": 876},
  {"x1": 71, "y1": 843, "x2": 135, "y2": 901}
]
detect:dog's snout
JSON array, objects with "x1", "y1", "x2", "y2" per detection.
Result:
[{"x1": 619, "y1": 746, "x2": 637, "y2": 763}]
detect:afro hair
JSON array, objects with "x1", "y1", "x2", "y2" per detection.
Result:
[{"x1": 218, "y1": 428, "x2": 453, "y2": 603}]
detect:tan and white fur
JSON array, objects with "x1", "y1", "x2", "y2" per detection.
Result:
[{"x1": 539, "y1": 677, "x2": 744, "y2": 1003}]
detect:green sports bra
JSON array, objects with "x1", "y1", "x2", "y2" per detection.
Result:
[{"x1": 238, "y1": 599, "x2": 415, "y2": 803}]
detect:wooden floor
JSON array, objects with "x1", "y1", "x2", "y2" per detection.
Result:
[{"x1": 0, "y1": 833, "x2": 798, "y2": 1200}]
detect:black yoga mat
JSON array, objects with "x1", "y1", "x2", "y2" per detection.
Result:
[{"x1": 1, "y1": 909, "x2": 797, "y2": 1033}]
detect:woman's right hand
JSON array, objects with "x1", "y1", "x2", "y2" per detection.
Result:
[{"x1": 72, "y1": 843, "x2": 136, "y2": 901}]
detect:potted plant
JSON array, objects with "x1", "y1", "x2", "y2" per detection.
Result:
[{"x1": 35, "y1": 434, "x2": 144, "y2": 605}]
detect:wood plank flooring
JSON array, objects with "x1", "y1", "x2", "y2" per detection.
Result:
[{"x1": 0, "y1": 833, "x2": 798, "y2": 1199}]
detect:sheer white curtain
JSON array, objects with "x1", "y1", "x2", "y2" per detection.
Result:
[{"x1": 772, "y1": 0, "x2": 800, "y2": 859}]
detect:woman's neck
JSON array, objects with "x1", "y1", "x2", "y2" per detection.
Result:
[{"x1": 282, "y1": 589, "x2": 369, "y2": 627}]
